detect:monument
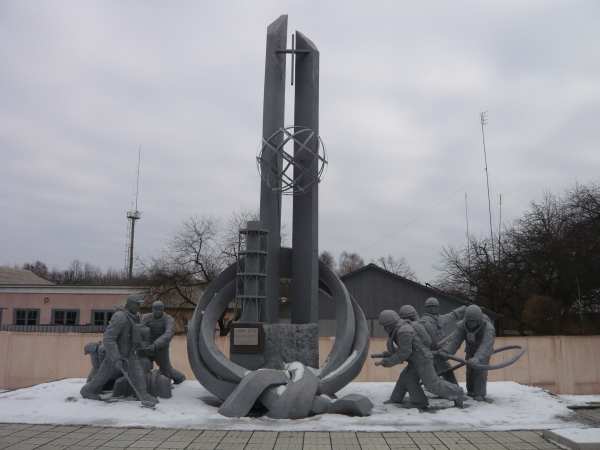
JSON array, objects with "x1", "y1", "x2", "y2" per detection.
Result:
[
  {"x1": 373, "y1": 304, "x2": 526, "y2": 410},
  {"x1": 81, "y1": 294, "x2": 170, "y2": 407},
  {"x1": 186, "y1": 15, "x2": 372, "y2": 419}
]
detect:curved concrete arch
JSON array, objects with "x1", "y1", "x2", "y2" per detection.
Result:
[
  {"x1": 317, "y1": 262, "x2": 355, "y2": 377},
  {"x1": 198, "y1": 279, "x2": 247, "y2": 382},
  {"x1": 318, "y1": 294, "x2": 369, "y2": 396},
  {"x1": 186, "y1": 263, "x2": 240, "y2": 400}
]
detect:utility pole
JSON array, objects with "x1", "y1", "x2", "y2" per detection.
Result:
[{"x1": 480, "y1": 111, "x2": 495, "y2": 260}]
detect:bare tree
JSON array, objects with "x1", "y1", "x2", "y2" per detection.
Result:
[
  {"x1": 319, "y1": 251, "x2": 336, "y2": 272},
  {"x1": 221, "y1": 210, "x2": 259, "y2": 262},
  {"x1": 438, "y1": 182, "x2": 600, "y2": 335},
  {"x1": 144, "y1": 210, "x2": 258, "y2": 334},
  {"x1": 22, "y1": 261, "x2": 49, "y2": 280},
  {"x1": 374, "y1": 255, "x2": 417, "y2": 281},
  {"x1": 338, "y1": 251, "x2": 365, "y2": 276}
]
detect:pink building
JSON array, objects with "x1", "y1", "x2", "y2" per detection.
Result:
[{"x1": 0, "y1": 268, "x2": 147, "y2": 327}]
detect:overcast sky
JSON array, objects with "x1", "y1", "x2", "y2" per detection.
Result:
[{"x1": 1, "y1": 1, "x2": 599, "y2": 283}]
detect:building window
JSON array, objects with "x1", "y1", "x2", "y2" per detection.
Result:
[
  {"x1": 15, "y1": 309, "x2": 39, "y2": 325},
  {"x1": 53, "y1": 309, "x2": 79, "y2": 325},
  {"x1": 92, "y1": 310, "x2": 113, "y2": 326}
]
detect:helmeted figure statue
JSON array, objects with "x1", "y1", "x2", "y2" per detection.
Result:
[
  {"x1": 442, "y1": 304, "x2": 495, "y2": 401},
  {"x1": 375, "y1": 310, "x2": 426, "y2": 409},
  {"x1": 419, "y1": 297, "x2": 466, "y2": 384},
  {"x1": 141, "y1": 301, "x2": 186, "y2": 384},
  {"x1": 375, "y1": 308, "x2": 465, "y2": 409},
  {"x1": 80, "y1": 294, "x2": 158, "y2": 407}
]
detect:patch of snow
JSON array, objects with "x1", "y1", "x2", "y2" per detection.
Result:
[{"x1": 0, "y1": 380, "x2": 583, "y2": 431}]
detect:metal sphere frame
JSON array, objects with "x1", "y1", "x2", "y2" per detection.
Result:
[{"x1": 257, "y1": 126, "x2": 327, "y2": 195}]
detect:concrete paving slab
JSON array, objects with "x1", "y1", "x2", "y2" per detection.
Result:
[{"x1": 543, "y1": 428, "x2": 600, "y2": 450}]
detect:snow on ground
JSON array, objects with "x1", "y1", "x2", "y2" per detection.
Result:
[{"x1": 0, "y1": 379, "x2": 583, "y2": 432}]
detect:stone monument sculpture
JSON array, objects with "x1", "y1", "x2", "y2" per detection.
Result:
[
  {"x1": 374, "y1": 302, "x2": 526, "y2": 408},
  {"x1": 81, "y1": 294, "x2": 160, "y2": 407},
  {"x1": 440, "y1": 304, "x2": 495, "y2": 401},
  {"x1": 141, "y1": 301, "x2": 186, "y2": 384},
  {"x1": 373, "y1": 309, "x2": 466, "y2": 409},
  {"x1": 419, "y1": 297, "x2": 466, "y2": 384},
  {"x1": 186, "y1": 14, "x2": 372, "y2": 419}
]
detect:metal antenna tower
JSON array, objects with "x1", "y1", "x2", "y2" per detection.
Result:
[
  {"x1": 125, "y1": 147, "x2": 142, "y2": 279},
  {"x1": 480, "y1": 111, "x2": 495, "y2": 260}
]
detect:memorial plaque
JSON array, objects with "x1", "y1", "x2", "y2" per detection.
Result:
[
  {"x1": 230, "y1": 322, "x2": 264, "y2": 354},
  {"x1": 234, "y1": 327, "x2": 259, "y2": 346}
]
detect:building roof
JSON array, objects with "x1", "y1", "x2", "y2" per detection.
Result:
[
  {"x1": 0, "y1": 267, "x2": 54, "y2": 285},
  {"x1": 341, "y1": 263, "x2": 497, "y2": 318},
  {"x1": 0, "y1": 284, "x2": 148, "y2": 294}
]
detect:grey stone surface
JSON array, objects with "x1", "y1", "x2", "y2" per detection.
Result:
[
  {"x1": 186, "y1": 263, "x2": 242, "y2": 401},
  {"x1": 318, "y1": 294, "x2": 369, "y2": 396},
  {"x1": 317, "y1": 263, "x2": 355, "y2": 378},
  {"x1": 328, "y1": 394, "x2": 373, "y2": 416},
  {"x1": 218, "y1": 369, "x2": 288, "y2": 418},
  {"x1": 259, "y1": 15, "x2": 286, "y2": 326},
  {"x1": 543, "y1": 429, "x2": 600, "y2": 450},
  {"x1": 265, "y1": 364, "x2": 320, "y2": 419},
  {"x1": 262, "y1": 323, "x2": 319, "y2": 369},
  {"x1": 198, "y1": 279, "x2": 246, "y2": 383},
  {"x1": 290, "y1": 30, "x2": 319, "y2": 328}
]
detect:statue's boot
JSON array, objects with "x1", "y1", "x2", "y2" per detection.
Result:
[{"x1": 80, "y1": 385, "x2": 101, "y2": 400}]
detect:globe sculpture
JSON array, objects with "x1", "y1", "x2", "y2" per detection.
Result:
[
  {"x1": 187, "y1": 14, "x2": 372, "y2": 419},
  {"x1": 257, "y1": 126, "x2": 327, "y2": 195}
]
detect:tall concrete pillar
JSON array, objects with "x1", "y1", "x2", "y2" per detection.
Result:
[
  {"x1": 259, "y1": 15, "x2": 287, "y2": 323},
  {"x1": 291, "y1": 31, "x2": 319, "y2": 324}
]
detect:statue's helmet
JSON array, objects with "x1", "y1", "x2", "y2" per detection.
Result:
[
  {"x1": 399, "y1": 304, "x2": 418, "y2": 321},
  {"x1": 127, "y1": 292, "x2": 145, "y2": 303},
  {"x1": 125, "y1": 292, "x2": 145, "y2": 309},
  {"x1": 465, "y1": 304, "x2": 484, "y2": 323},
  {"x1": 424, "y1": 297, "x2": 439, "y2": 312},
  {"x1": 152, "y1": 300, "x2": 165, "y2": 310},
  {"x1": 378, "y1": 309, "x2": 400, "y2": 329}
]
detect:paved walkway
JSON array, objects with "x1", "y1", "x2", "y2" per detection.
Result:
[{"x1": 0, "y1": 424, "x2": 563, "y2": 450}]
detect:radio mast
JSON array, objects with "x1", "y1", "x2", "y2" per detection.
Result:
[
  {"x1": 125, "y1": 148, "x2": 142, "y2": 279},
  {"x1": 480, "y1": 111, "x2": 495, "y2": 260}
]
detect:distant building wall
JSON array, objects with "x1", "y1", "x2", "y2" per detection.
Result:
[
  {"x1": 1, "y1": 332, "x2": 598, "y2": 394},
  {"x1": 0, "y1": 286, "x2": 147, "y2": 326}
]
